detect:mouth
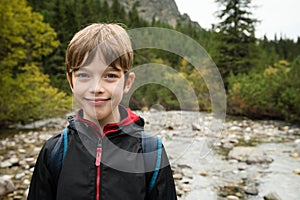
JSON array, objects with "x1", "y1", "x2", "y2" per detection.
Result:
[{"x1": 84, "y1": 97, "x2": 111, "y2": 106}]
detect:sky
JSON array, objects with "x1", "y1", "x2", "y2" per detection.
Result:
[{"x1": 174, "y1": 0, "x2": 300, "y2": 41}]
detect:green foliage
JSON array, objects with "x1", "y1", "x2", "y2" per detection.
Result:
[
  {"x1": 0, "y1": 65, "x2": 71, "y2": 125},
  {"x1": 228, "y1": 59, "x2": 300, "y2": 122},
  {"x1": 179, "y1": 58, "x2": 211, "y2": 111},
  {"x1": 127, "y1": 59, "x2": 199, "y2": 111},
  {"x1": 0, "y1": 0, "x2": 59, "y2": 71},
  {"x1": 0, "y1": 0, "x2": 71, "y2": 126}
]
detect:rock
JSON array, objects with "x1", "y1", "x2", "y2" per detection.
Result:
[
  {"x1": 228, "y1": 146, "x2": 273, "y2": 164},
  {"x1": 244, "y1": 185, "x2": 259, "y2": 195},
  {"x1": 290, "y1": 152, "x2": 299, "y2": 158},
  {"x1": 263, "y1": 192, "x2": 282, "y2": 200},
  {"x1": 0, "y1": 175, "x2": 15, "y2": 196},
  {"x1": 25, "y1": 157, "x2": 36, "y2": 166},
  {"x1": 182, "y1": 187, "x2": 191, "y2": 192},
  {"x1": 244, "y1": 127, "x2": 252, "y2": 132},
  {"x1": 23, "y1": 179, "x2": 31, "y2": 186},
  {"x1": 15, "y1": 172, "x2": 25, "y2": 180},
  {"x1": 177, "y1": 164, "x2": 192, "y2": 169},
  {"x1": 18, "y1": 149, "x2": 26, "y2": 154},
  {"x1": 0, "y1": 160, "x2": 12, "y2": 168},
  {"x1": 292, "y1": 169, "x2": 300, "y2": 175},
  {"x1": 173, "y1": 173, "x2": 183, "y2": 180},
  {"x1": 9, "y1": 156, "x2": 19, "y2": 165},
  {"x1": 229, "y1": 126, "x2": 242, "y2": 132},
  {"x1": 197, "y1": 169, "x2": 208, "y2": 176},
  {"x1": 226, "y1": 195, "x2": 240, "y2": 200},
  {"x1": 12, "y1": 195, "x2": 23, "y2": 200},
  {"x1": 237, "y1": 163, "x2": 247, "y2": 171},
  {"x1": 179, "y1": 177, "x2": 191, "y2": 184},
  {"x1": 192, "y1": 123, "x2": 202, "y2": 131},
  {"x1": 100, "y1": 0, "x2": 201, "y2": 29},
  {"x1": 281, "y1": 126, "x2": 289, "y2": 131},
  {"x1": 222, "y1": 142, "x2": 234, "y2": 149}
]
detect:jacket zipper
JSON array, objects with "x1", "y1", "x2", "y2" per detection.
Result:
[{"x1": 95, "y1": 139, "x2": 102, "y2": 200}]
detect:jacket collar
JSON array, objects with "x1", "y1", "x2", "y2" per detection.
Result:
[{"x1": 72, "y1": 105, "x2": 143, "y2": 137}]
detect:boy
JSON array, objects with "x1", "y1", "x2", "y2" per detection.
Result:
[{"x1": 28, "y1": 23, "x2": 177, "y2": 200}]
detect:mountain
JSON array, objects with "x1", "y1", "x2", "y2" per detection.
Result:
[{"x1": 102, "y1": 0, "x2": 201, "y2": 29}]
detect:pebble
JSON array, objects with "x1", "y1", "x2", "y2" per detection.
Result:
[
  {"x1": 244, "y1": 185, "x2": 259, "y2": 195},
  {"x1": 0, "y1": 175, "x2": 15, "y2": 196},
  {"x1": 173, "y1": 173, "x2": 183, "y2": 180},
  {"x1": 237, "y1": 163, "x2": 247, "y2": 171},
  {"x1": 263, "y1": 192, "x2": 282, "y2": 200},
  {"x1": 14, "y1": 173, "x2": 25, "y2": 180},
  {"x1": 226, "y1": 195, "x2": 240, "y2": 200},
  {"x1": 292, "y1": 169, "x2": 300, "y2": 175},
  {"x1": 0, "y1": 160, "x2": 12, "y2": 168},
  {"x1": 191, "y1": 123, "x2": 202, "y2": 131},
  {"x1": 9, "y1": 157, "x2": 19, "y2": 165},
  {"x1": 197, "y1": 169, "x2": 208, "y2": 176},
  {"x1": 18, "y1": 149, "x2": 26, "y2": 154},
  {"x1": 290, "y1": 152, "x2": 299, "y2": 158},
  {"x1": 182, "y1": 187, "x2": 191, "y2": 192}
]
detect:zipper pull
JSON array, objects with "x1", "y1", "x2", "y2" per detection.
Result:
[
  {"x1": 95, "y1": 147, "x2": 102, "y2": 166},
  {"x1": 95, "y1": 139, "x2": 102, "y2": 166}
]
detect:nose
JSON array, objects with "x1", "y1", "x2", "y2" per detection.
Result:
[{"x1": 92, "y1": 78, "x2": 104, "y2": 94}]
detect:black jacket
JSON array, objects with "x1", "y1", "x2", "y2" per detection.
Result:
[{"x1": 28, "y1": 107, "x2": 177, "y2": 200}]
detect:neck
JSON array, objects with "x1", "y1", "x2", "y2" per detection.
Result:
[{"x1": 98, "y1": 107, "x2": 121, "y2": 129}]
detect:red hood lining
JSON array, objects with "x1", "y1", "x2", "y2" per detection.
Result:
[
  {"x1": 76, "y1": 107, "x2": 140, "y2": 136},
  {"x1": 103, "y1": 108, "x2": 140, "y2": 135}
]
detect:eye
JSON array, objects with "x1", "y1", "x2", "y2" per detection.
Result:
[
  {"x1": 105, "y1": 73, "x2": 118, "y2": 79},
  {"x1": 75, "y1": 72, "x2": 90, "y2": 78}
]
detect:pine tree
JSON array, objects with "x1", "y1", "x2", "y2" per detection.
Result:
[{"x1": 213, "y1": 0, "x2": 259, "y2": 81}]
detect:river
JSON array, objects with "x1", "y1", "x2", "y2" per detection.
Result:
[{"x1": 0, "y1": 110, "x2": 300, "y2": 199}]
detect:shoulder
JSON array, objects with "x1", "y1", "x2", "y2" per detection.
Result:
[
  {"x1": 39, "y1": 130, "x2": 65, "y2": 160},
  {"x1": 44, "y1": 132, "x2": 62, "y2": 149}
]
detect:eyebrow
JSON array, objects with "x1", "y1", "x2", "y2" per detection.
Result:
[{"x1": 106, "y1": 65, "x2": 122, "y2": 72}]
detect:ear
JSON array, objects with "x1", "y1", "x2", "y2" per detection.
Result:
[
  {"x1": 123, "y1": 72, "x2": 135, "y2": 94},
  {"x1": 66, "y1": 73, "x2": 74, "y2": 92}
]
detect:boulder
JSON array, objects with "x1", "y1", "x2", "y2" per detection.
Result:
[
  {"x1": 0, "y1": 175, "x2": 15, "y2": 197},
  {"x1": 228, "y1": 146, "x2": 273, "y2": 164}
]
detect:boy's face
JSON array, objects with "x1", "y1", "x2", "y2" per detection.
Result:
[{"x1": 68, "y1": 51, "x2": 134, "y2": 127}]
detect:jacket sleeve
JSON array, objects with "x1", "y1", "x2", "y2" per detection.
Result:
[
  {"x1": 27, "y1": 140, "x2": 57, "y2": 200},
  {"x1": 147, "y1": 146, "x2": 177, "y2": 200}
]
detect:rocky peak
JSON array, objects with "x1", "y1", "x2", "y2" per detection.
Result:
[{"x1": 102, "y1": 0, "x2": 201, "y2": 29}]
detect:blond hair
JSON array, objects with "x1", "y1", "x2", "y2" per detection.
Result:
[{"x1": 65, "y1": 23, "x2": 133, "y2": 82}]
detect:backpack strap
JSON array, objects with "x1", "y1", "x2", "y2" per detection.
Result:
[
  {"x1": 142, "y1": 133, "x2": 162, "y2": 193},
  {"x1": 49, "y1": 127, "x2": 68, "y2": 184},
  {"x1": 62, "y1": 128, "x2": 68, "y2": 164}
]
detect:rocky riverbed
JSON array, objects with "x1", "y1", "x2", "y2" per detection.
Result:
[{"x1": 1, "y1": 111, "x2": 300, "y2": 200}]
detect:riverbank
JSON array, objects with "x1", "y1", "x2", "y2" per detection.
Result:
[{"x1": 1, "y1": 110, "x2": 300, "y2": 199}]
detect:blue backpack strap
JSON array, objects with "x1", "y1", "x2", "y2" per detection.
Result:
[
  {"x1": 62, "y1": 128, "x2": 68, "y2": 164},
  {"x1": 142, "y1": 133, "x2": 162, "y2": 193},
  {"x1": 49, "y1": 127, "x2": 68, "y2": 184}
]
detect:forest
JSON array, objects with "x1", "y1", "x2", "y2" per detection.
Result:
[{"x1": 1, "y1": 0, "x2": 300, "y2": 127}]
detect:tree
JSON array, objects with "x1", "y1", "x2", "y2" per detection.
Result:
[
  {"x1": 213, "y1": 0, "x2": 259, "y2": 81},
  {"x1": 0, "y1": 0, "x2": 71, "y2": 126},
  {"x1": 0, "y1": 0, "x2": 59, "y2": 71}
]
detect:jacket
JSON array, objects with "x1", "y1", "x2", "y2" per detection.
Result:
[{"x1": 27, "y1": 106, "x2": 177, "y2": 200}]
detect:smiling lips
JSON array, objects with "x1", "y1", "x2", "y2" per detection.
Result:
[{"x1": 84, "y1": 97, "x2": 111, "y2": 106}]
